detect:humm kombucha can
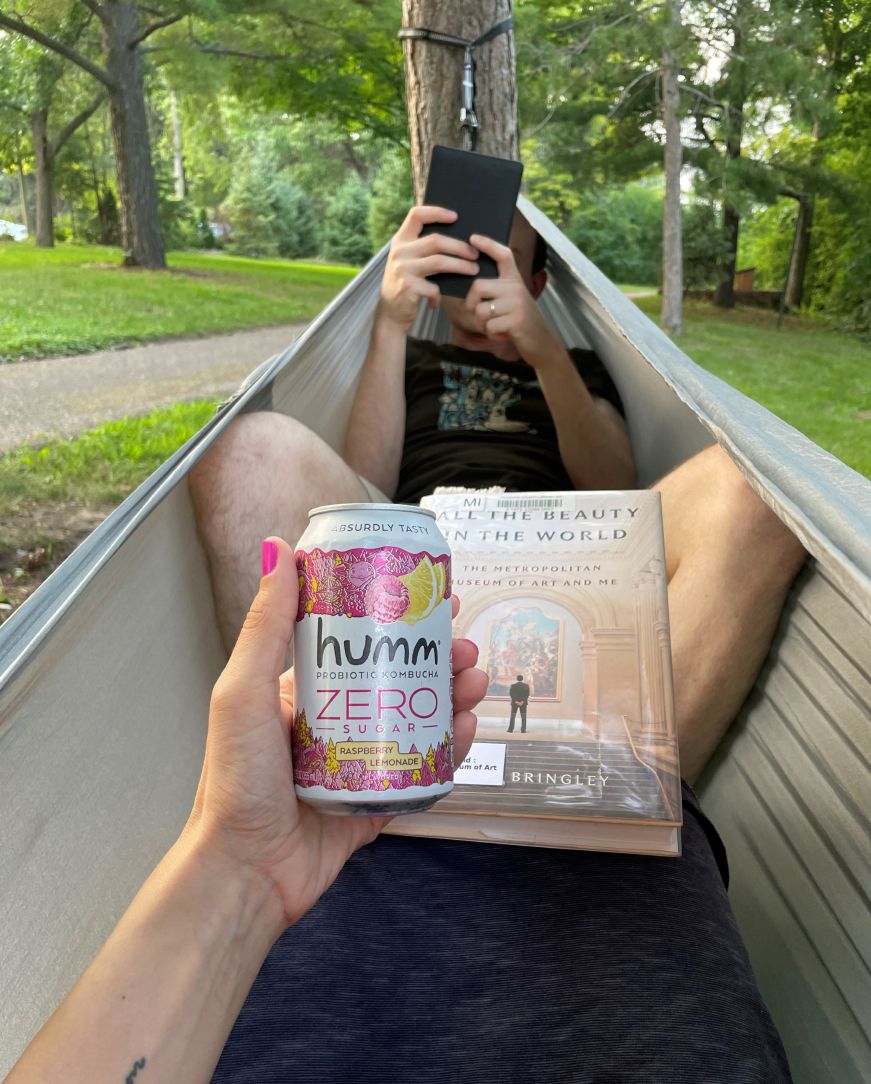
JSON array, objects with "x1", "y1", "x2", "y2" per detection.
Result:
[{"x1": 292, "y1": 503, "x2": 453, "y2": 815}]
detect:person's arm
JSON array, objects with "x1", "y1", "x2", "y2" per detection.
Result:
[
  {"x1": 8, "y1": 538, "x2": 488, "y2": 1084},
  {"x1": 465, "y1": 234, "x2": 636, "y2": 491},
  {"x1": 342, "y1": 309, "x2": 409, "y2": 498},
  {"x1": 525, "y1": 342, "x2": 636, "y2": 491},
  {"x1": 6, "y1": 832, "x2": 282, "y2": 1084},
  {"x1": 344, "y1": 206, "x2": 479, "y2": 497}
]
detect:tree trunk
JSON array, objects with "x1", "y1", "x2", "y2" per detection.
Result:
[
  {"x1": 401, "y1": 0, "x2": 518, "y2": 202},
  {"x1": 103, "y1": 3, "x2": 166, "y2": 268},
  {"x1": 784, "y1": 117, "x2": 824, "y2": 310},
  {"x1": 16, "y1": 157, "x2": 34, "y2": 236},
  {"x1": 30, "y1": 108, "x2": 55, "y2": 248},
  {"x1": 713, "y1": 1, "x2": 747, "y2": 309},
  {"x1": 712, "y1": 104, "x2": 744, "y2": 307},
  {"x1": 169, "y1": 90, "x2": 186, "y2": 199},
  {"x1": 713, "y1": 200, "x2": 740, "y2": 309},
  {"x1": 661, "y1": 0, "x2": 683, "y2": 337},
  {"x1": 784, "y1": 193, "x2": 814, "y2": 310}
]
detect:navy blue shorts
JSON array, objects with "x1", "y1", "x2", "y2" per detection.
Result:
[{"x1": 213, "y1": 785, "x2": 790, "y2": 1082}]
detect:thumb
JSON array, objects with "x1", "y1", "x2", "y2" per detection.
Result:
[{"x1": 222, "y1": 537, "x2": 299, "y2": 694}]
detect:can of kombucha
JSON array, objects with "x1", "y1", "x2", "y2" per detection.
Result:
[{"x1": 292, "y1": 503, "x2": 453, "y2": 815}]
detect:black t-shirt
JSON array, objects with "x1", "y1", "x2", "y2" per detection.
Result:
[{"x1": 395, "y1": 338, "x2": 625, "y2": 503}]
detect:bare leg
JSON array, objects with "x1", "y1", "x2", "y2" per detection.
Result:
[
  {"x1": 655, "y1": 444, "x2": 806, "y2": 784},
  {"x1": 189, "y1": 412, "x2": 372, "y2": 651}
]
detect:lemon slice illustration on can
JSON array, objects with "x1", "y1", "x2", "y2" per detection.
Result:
[{"x1": 399, "y1": 555, "x2": 442, "y2": 625}]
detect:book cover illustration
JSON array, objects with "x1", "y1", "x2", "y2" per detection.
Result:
[{"x1": 411, "y1": 491, "x2": 682, "y2": 844}]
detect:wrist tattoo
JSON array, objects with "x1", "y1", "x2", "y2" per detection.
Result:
[{"x1": 124, "y1": 1057, "x2": 146, "y2": 1083}]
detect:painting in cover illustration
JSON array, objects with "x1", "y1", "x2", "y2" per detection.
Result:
[{"x1": 385, "y1": 491, "x2": 683, "y2": 855}]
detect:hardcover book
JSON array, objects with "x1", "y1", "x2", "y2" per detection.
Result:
[{"x1": 384, "y1": 491, "x2": 683, "y2": 856}]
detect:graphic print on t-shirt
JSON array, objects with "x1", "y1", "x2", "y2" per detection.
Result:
[{"x1": 437, "y1": 362, "x2": 537, "y2": 434}]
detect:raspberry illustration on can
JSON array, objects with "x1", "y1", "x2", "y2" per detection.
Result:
[{"x1": 292, "y1": 503, "x2": 453, "y2": 816}]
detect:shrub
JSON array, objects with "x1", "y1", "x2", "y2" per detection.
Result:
[
  {"x1": 222, "y1": 152, "x2": 278, "y2": 257},
  {"x1": 270, "y1": 175, "x2": 319, "y2": 260},
  {"x1": 369, "y1": 152, "x2": 414, "y2": 250},
  {"x1": 682, "y1": 201, "x2": 731, "y2": 289},
  {"x1": 568, "y1": 184, "x2": 662, "y2": 284},
  {"x1": 322, "y1": 174, "x2": 372, "y2": 265}
]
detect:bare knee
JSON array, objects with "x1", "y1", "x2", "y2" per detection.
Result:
[
  {"x1": 189, "y1": 411, "x2": 320, "y2": 525},
  {"x1": 191, "y1": 412, "x2": 303, "y2": 493}
]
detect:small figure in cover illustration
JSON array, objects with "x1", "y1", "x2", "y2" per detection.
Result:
[{"x1": 507, "y1": 674, "x2": 530, "y2": 733}]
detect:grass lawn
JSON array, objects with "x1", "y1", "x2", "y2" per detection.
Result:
[
  {"x1": 2, "y1": 287, "x2": 868, "y2": 620},
  {"x1": 0, "y1": 399, "x2": 220, "y2": 527},
  {"x1": 0, "y1": 400, "x2": 221, "y2": 618},
  {"x1": 618, "y1": 283, "x2": 657, "y2": 295},
  {"x1": 0, "y1": 243, "x2": 358, "y2": 360},
  {"x1": 634, "y1": 296, "x2": 871, "y2": 477}
]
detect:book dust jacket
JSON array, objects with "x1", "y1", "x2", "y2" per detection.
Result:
[{"x1": 387, "y1": 491, "x2": 683, "y2": 855}]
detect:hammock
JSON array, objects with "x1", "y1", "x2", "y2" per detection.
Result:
[{"x1": 1, "y1": 197, "x2": 869, "y2": 1082}]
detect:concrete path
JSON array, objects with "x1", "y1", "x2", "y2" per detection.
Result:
[{"x1": 0, "y1": 323, "x2": 308, "y2": 453}]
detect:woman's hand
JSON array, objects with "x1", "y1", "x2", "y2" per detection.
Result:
[
  {"x1": 186, "y1": 536, "x2": 488, "y2": 931},
  {"x1": 8, "y1": 535, "x2": 485, "y2": 1084}
]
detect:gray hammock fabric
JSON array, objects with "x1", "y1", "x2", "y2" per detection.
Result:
[{"x1": 0, "y1": 196, "x2": 869, "y2": 1083}]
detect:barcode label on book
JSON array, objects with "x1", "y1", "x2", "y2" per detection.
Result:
[{"x1": 496, "y1": 497, "x2": 564, "y2": 510}]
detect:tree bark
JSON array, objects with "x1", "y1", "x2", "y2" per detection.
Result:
[
  {"x1": 103, "y1": 2, "x2": 166, "y2": 268},
  {"x1": 169, "y1": 89, "x2": 186, "y2": 199},
  {"x1": 16, "y1": 155, "x2": 35, "y2": 236},
  {"x1": 713, "y1": 199, "x2": 740, "y2": 308},
  {"x1": 661, "y1": 0, "x2": 683, "y2": 337},
  {"x1": 713, "y1": 1, "x2": 747, "y2": 309},
  {"x1": 30, "y1": 108, "x2": 55, "y2": 248},
  {"x1": 401, "y1": 0, "x2": 518, "y2": 202},
  {"x1": 784, "y1": 193, "x2": 814, "y2": 309}
]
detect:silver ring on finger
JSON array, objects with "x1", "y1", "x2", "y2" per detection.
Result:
[{"x1": 489, "y1": 302, "x2": 496, "y2": 316}]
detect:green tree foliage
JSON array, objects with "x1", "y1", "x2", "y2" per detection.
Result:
[
  {"x1": 222, "y1": 151, "x2": 282, "y2": 258},
  {"x1": 1, "y1": 0, "x2": 867, "y2": 331},
  {"x1": 568, "y1": 183, "x2": 662, "y2": 284},
  {"x1": 270, "y1": 175, "x2": 319, "y2": 260},
  {"x1": 368, "y1": 149, "x2": 414, "y2": 249},
  {"x1": 222, "y1": 136, "x2": 319, "y2": 259},
  {"x1": 171, "y1": 0, "x2": 406, "y2": 145},
  {"x1": 322, "y1": 173, "x2": 372, "y2": 265},
  {"x1": 0, "y1": 16, "x2": 106, "y2": 244},
  {"x1": 682, "y1": 200, "x2": 731, "y2": 289},
  {"x1": 737, "y1": 201, "x2": 795, "y2": 289}
]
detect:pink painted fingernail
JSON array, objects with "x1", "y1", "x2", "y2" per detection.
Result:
[{"x1": 261, "y1": 540, "x2": 278, "y2": 577}]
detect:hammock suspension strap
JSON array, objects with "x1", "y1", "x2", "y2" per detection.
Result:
[{"x1": 399, "y1": 18, "x2": 514, "y2": 151}]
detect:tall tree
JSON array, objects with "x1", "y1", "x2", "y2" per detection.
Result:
[
  {"x1": 0, "y1": 1, "x2": 181, "y2": 267},
  {"x1": 0, "y1": 26, "x2": 105, "y2": 245},
  {"x1": 400, "y1": 0, "x2": 518, "y2": 201},
  {"x1": 0, "y1": 60, "x2": 32, "y2": 230},
  {"x1": 710, "y1": 0, "x2": 750, "y2": 309},
  {"x1": 168, "y1": 88, "x2": 185, "y2": 199},
  {"x1": 661, "y1": 0, "x2": 683, "y2": 336},
  {"x1": 782, "y1": 0, "x2": 871, "y2": 309},
  {"x1": 683, "y1": 0, "x2": 808, "y2": 309},
  {"x1": 30, "y1": 86, "x2": 105, "y2": 246},
  {"x1": 0, "y1": 113, "x2": 34, "y2": 232}
]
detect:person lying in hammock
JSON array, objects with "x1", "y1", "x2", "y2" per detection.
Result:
[
  {"x1": 190, "y1": 203, "x2": 806, "y2": 784},
  {"x1": 6, "y1": 542, "x2": 792, "y2": 1083},
  {"x1": 11, "y1": 210, "x2": 805, "y2": 1077}
]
